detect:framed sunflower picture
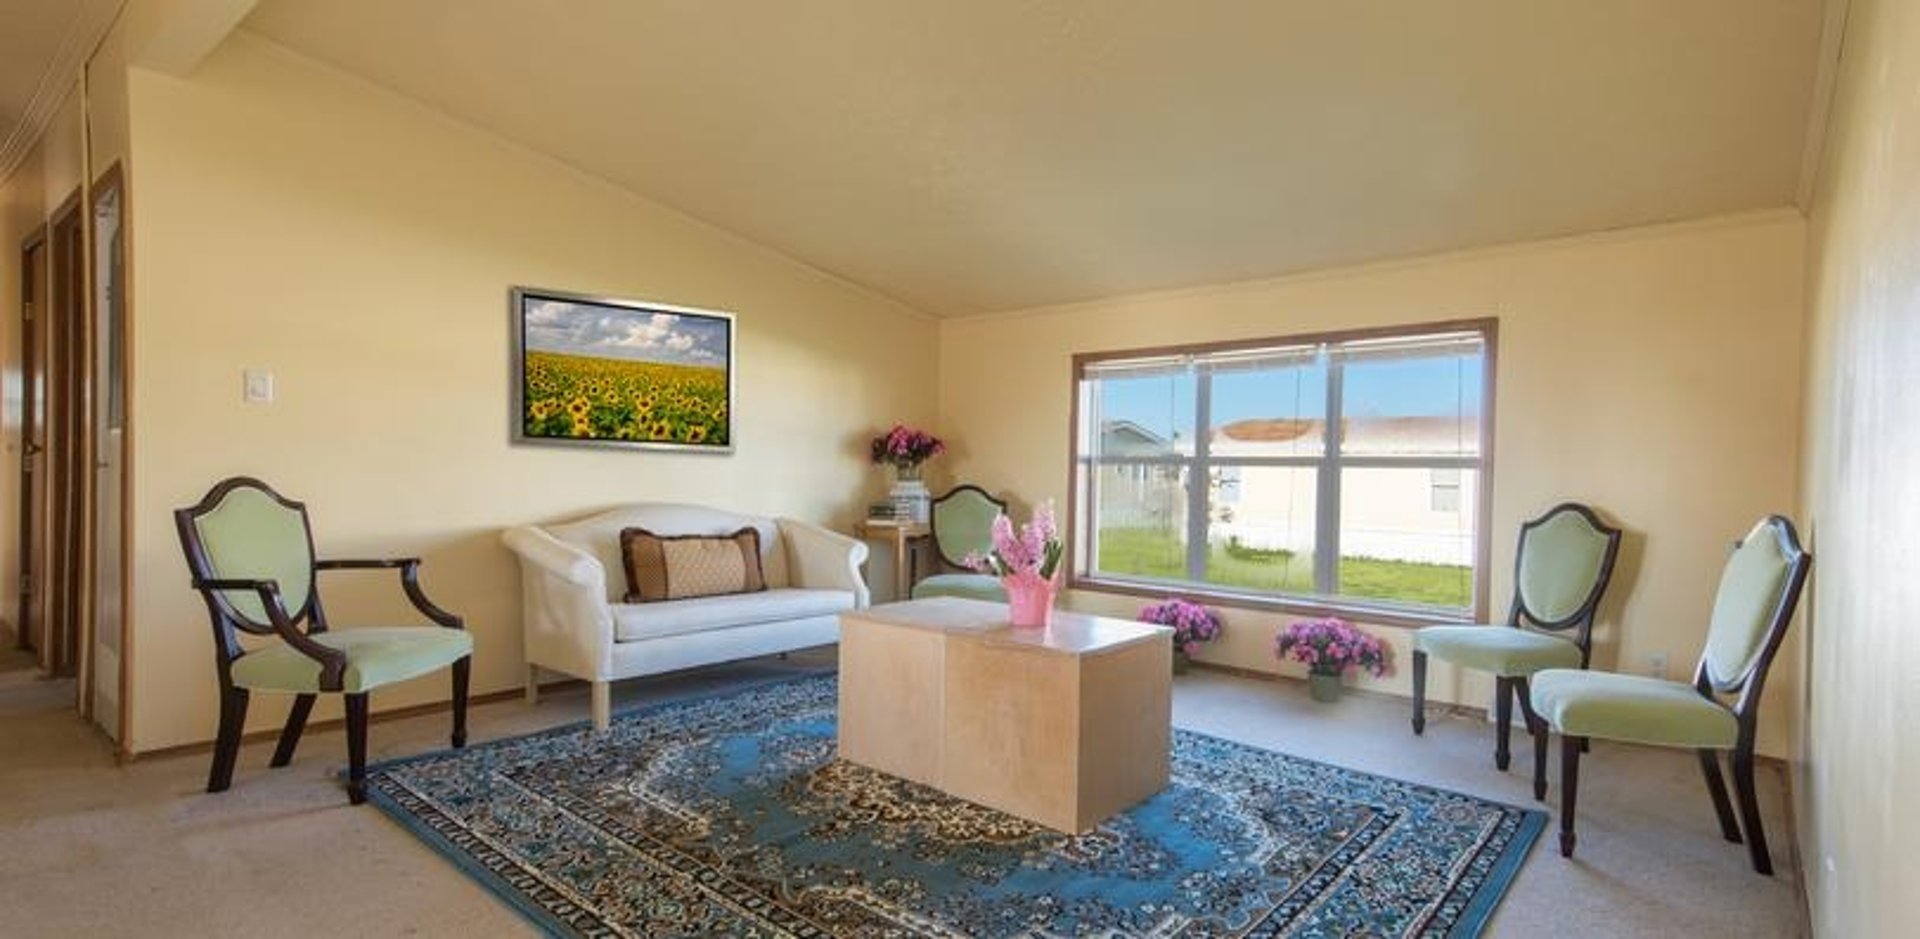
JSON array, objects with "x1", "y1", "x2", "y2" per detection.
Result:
[{"x1": 510, "y1": 286, "x2": 736, "y2": 453}]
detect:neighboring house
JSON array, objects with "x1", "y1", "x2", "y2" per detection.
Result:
[{"x1": 1101, "y1": 416, "x2": 1479, "y2": 566}]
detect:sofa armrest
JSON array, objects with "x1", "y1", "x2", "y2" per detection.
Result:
[
  {"x1": 778, "y1": 518, "x2": 871, "y2": 608},
  {"x1": 502, "y1": 525, "x2": 616, "y2": 679},
  {"x1": 502, "y1": 525, "x2": 603, "y2": 588}
]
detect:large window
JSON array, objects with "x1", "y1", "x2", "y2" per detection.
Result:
[{"x1": 1070, "y1": 320, "x2": 1493, "y2": 620}]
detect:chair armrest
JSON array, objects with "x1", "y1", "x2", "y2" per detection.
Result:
[
  {"x1": 778, "y1": 519, "x2": 870, "y2": 608},
  {"x1": 316, "y1": 557, "x2": 464, "y2": 629},
  {"x1": 501, "y1": 527, "x2": 604, "y2": 588},
  {"x1": 191, "y1": 577, "x2": 349, "y2": 691}
]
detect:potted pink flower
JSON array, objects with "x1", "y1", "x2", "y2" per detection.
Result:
[
  {"x1": 964, "y1": 502, "x2": 1064, "y2": 628},
  {"x1": 1275, "y1": 617, "x2": 1389, "y2": 702},
  {"x1": 1138, "y1": 598, "x2": 1223, "y2": 673}
]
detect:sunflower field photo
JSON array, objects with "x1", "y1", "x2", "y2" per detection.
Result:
[{"x1": 512, "y1": 288, "x2": 734, "y2": 451}]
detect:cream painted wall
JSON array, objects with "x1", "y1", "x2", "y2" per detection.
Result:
[
  {"x1": 1795, "y1": 0, "x2": 1920, "y2": 933},
  {"x1": 0, "y1": 84, "x2": 87, "y2": 648},
  {"x1": 940, "y1": 213, "x2": 1808, "y2": 758},
  {"x1": 0, "y1": 146, "x2": 45, "y2": 642},
  {"x1": 122, "y1": 31, "x2": 937, "y2": 753}
]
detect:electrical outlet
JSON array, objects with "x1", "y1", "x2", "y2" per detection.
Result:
[{"x1": 1646, "y1": 652, "x2": 1669, "y2": 679}]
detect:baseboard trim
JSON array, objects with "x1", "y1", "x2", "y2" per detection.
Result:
[
  {"x1": 1187, "y1": 659, "x2": 1492, "y2": 721},
  {"x1": 121, "y1": 677, "x2": 587, "y2": 764},
  {"x1": 1184, "y1": 660, "x2": 1791, "y2": 769}
]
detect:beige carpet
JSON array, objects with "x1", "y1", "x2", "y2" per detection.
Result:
[{"x1": 0, "y1": 644, "x2": 1806, "y2": 937}]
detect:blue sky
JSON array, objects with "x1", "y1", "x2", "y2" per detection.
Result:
[
  {"x1": 524, "y1": 298, "x2": 729, "y2": 368},
  {"x1": 1100, "y1": 354, "x2": 1482, "y2": 440}
]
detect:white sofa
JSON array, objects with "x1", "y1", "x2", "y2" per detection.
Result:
[{"x1": 501, "y1": 503, "x2": 869, "y2": 730}]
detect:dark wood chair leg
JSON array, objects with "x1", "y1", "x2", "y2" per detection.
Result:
[
  {"x1": 345, "y1": 693, "x2": 370, "y2": 805},
  {"x1": 270, "y1": 694, "x2": 316, "y2": 768},
  {"x1": 451, "y1": 656, "x2": 470, "y2": 749},
  {"x1": 1558, "y1": 734, "x2": 1582, "y2": 857},
  {"x1": 1493, "y1": 677, "x2": 1513, "y2": 771},
  {"x1": 1514, "y1": 677, "x2": 1548, "y2": 800},
  {"x1": 1411, "y1": 650, "x2": 1428, "y2": 735},
  {"x1": 1730, "y1": 746, "x2": 1774, "y2": 875},
  {"x1": 1698, "y1": 748, "x2": 1743, "y2": 843},
  {"x1": 207, "y1": 686, "x2": 250, "y2": 793}
]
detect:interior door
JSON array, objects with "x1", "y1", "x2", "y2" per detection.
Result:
[
  {"x1": 15, "y1": 235, "x2": 47, "y2": 655},
  {"x1": 44, "y1": 195, "x2": 86, "y2": 681}
]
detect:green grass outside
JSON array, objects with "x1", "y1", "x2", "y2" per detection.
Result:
[{"x1": 1094, "y1": 527, "x2": 1471, "y2": 609}]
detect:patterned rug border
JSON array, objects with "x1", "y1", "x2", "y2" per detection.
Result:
[{"x1": 362, "y1": 673, "x2": 1546, "y2": 938}]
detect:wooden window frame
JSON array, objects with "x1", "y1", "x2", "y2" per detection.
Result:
[{"x1": 1066, "y1": 317, "x2": 1498, "y2": 628}]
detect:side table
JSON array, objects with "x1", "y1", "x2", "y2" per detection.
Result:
[{"x1": 853, "y1": 520, "x2": 930, "y2": 602}]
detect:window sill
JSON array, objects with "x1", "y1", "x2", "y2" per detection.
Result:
[{"x1": 1067, "y1": 575, "x2": 1482, "y2": 629}]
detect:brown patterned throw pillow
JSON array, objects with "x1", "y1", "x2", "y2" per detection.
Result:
[{"x1": 619, "y1": 527, "x2": 766, "y2": 603}]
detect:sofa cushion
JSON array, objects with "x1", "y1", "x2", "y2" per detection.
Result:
[
  {"x1": 620, "y1": 526, "x2": 766, "y2": 602},
  {"x1": 613, "y1": 588, "x2": 855, "y2": 643}
]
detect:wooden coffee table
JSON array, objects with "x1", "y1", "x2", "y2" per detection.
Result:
[{"x1": 837, "y1": 597, "x2": 1173, "y2": 833}]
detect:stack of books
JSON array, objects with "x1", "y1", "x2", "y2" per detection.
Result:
[{"x1": 866, "y1": 501, "x2": 911, "y2": 524}]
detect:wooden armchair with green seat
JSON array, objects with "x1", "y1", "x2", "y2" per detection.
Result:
[
  {"x1": 909, "y1": 484, "x2": 1009, "y2": 602},
  {"x1": 1411, "y1": 502, "x2": 1623, "y2": 788},
  {"x1": 1531, "y1": 515, "x2": 1810, "y2": 873},
  {"x1": 175, "y1": 477, "x2": 473, "y2": 805}
]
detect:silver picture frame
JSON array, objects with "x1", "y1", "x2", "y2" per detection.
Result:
[{"x1": 509, "y1": 285, "x2": 737, "y2": 454}]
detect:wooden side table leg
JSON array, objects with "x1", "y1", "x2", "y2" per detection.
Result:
[{"x1": 894, "y1": 532, "x2": 910, "y2": 601}]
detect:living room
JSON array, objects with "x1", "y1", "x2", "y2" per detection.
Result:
[{"x1": 0, "y1": 1, "x2": 1911, "y2": 936}]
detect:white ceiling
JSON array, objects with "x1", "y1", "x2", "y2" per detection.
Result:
[
  {"x1": 0, "y1": 0, "x2": 122, "y2": 182},
  {"x1": 247, "y1": 0, "x2": 1827, "y2": 317}
]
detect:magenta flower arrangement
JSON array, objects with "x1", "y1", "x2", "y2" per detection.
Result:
[
  {"x1": 869, "y1": 424, "x2": 945, "y2": 471},
  {"x1": 1275, "y1": 617, "x2": 1389, "y2": 677},
  {"x1": 964, "y1": 502, "x2": 1064, "y2": 627},
  {"x1": 1139, "y1": 598, "x2": 1224, "y2": 656}
]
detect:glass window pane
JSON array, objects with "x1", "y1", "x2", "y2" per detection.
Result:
[
  {"x1": 1204, "y1": 466, "x2": 1316, "y2": 593},
  {"x1": 1086, "y1": 370, "x2": 1195, "y2": 458},
  {"x1": 1340, "y1": 342, "x2": 1483, "y2": 457},
  {"x1": 1091, "y1": 463, "x2": 1191, "y2": 581},
  {"x1": 1335, "y1": 467, "x2": 1477, "y2": 609},
  {"x1": 1208, "y1": 354, "x2": 1328, "y2": 458}
]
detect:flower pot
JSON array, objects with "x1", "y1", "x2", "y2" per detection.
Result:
[
  {"x1": 1173, "y1": 650, "x2": 1191, "y2": 674},
  {"x1": 889, "y1": 466, "x2": 930, "y2": 523},
  {"x1": 1308, "y1": 670, "x2": 1343, "y2": 703},
  {"x1": 1002, "y1": 574, "x2": 1058, "y2": 628}
]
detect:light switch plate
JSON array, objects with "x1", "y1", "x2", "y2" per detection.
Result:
[{"x1": 243, "y1": 369, "x2": 274, "y2": 404}]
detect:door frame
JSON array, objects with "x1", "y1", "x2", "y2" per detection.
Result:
[
  {"x1": 46, "y1": 189, "x2": 90, "y2": 696},
  {"x1": 88, "y1": 160, "x2": 133, "y2": 747},
  {"x1": 15, "y1": 226, "x2": 47, "y2": 654}
]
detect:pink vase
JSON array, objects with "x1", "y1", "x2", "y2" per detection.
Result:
[{"x1": 1002, "y1": 573, "x2": 1059, "y2": 628}]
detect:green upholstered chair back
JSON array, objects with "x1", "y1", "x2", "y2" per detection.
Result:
[
  {"x1": 930, "y1": 485, "x2": 1008, "y2": 568},
  {"x1": 177, "y1": 478, "x2": 318, "y2": 632},
  {"x1": 1699, "y1": 517, "x2": 1811, "y2": 693},
  {"x1": 1512, "y1": 503, "x2": 1622, "y2": 630}
]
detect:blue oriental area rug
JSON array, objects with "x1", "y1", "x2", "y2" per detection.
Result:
[{"x1": 365, "y1": 676, "x2": 1542, "y2": 938}]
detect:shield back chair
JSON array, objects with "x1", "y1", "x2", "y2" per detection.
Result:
[
  {"x1": 1411, "y1": 502, "x2": 1622, "y2": 788},
  {"x1": 175, "y1": 476, "x2": 473, "y2": 805},
  {"x1": 909, "y1": 484, "x2": 1009, "y2": 602},
  {"x1": 1531, "y1": 516, "x2": 1810, "y2": 874}
]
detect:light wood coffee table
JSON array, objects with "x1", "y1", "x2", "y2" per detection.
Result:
[{"x1": 838, "y1": 597, "x2": 1173, "y2": 834}]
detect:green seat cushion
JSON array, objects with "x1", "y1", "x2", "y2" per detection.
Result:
[
  {"x1": 1530, "y1": 668, "x2": 1738, "y2": 749},
  {"x1": 911, "y1": 573, "x2": 1007, "y2": 602},
  {"x1": 230, "y1": 627, "x2": 473, "y2": 693},
  {"x1": 1414, "y1": 625, "x2": 1582, "y2": 676}
]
